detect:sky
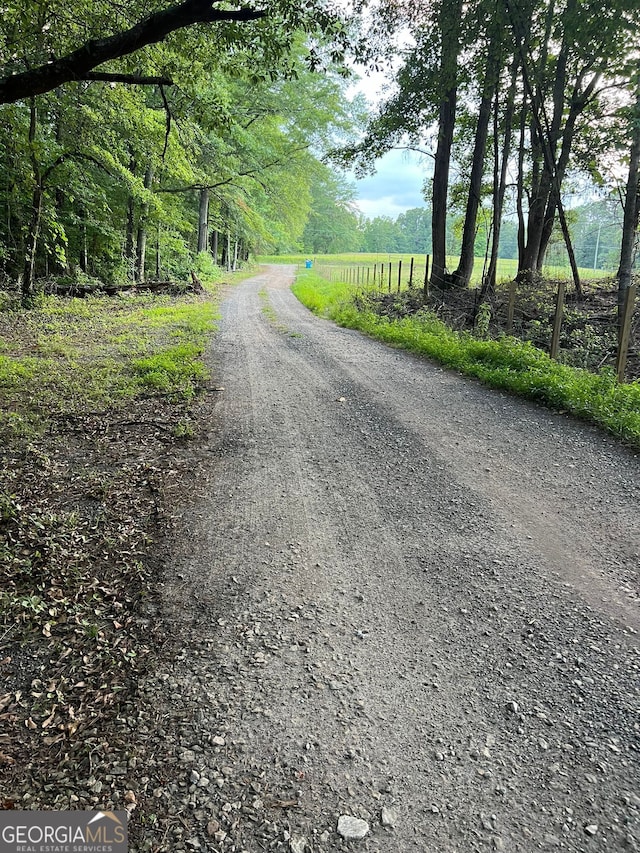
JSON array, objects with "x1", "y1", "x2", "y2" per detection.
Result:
[
  {"x1": 345, "y1": 70, "x2": 431, "y2": 221},
  {"x1": 351, "y1": 148, "x2": 429, "y2": 220}
]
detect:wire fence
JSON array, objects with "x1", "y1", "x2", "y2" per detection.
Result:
[{"x1": 304, "y1": 257, "x2": 639, "y2": 383}]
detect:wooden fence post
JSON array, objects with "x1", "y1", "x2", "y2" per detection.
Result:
[
  {"x1": 397, "y1": 259, "x2": 402, "y2": 293},
  {"x1": 616, "y1": 283, "x2": 637, "y2": 382},
  {"x1": 388, "y1": 262, "x2": 392, "y2": 292},
  {"x1": 507, "y1": 280, "x2": 516, "y2": 334},
  {"x1": 550, "y1": 280, "x2": 566, "y2": 360},
  {"x1": 409, "y1": 256, "x2": 415, "y2": 288},
  {"x1": 423, "y1": 254, "x2": 430, "y2": 296}
]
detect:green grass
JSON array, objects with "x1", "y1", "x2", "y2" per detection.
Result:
[
  {"x1": 259, "y1": 252, "x2": 607, "y2": 286},
  {"x1": 292, "y1": 271, "x2": 640, "y2": 445},
  {"x1": 0, "y1": 291, "x2": 220, "y2": 439},
  {"x1": 258, "y1": 287, "x2": 303, "y2": 338}
]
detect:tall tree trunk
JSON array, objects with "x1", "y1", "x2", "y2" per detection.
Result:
[
  {"x1": 125, "y1": 195, "x2": 135, "y2": 273},
  {"x1": 555, "y1": 196, "x2": 582, "y2": 296},
  {"x1": 79, "y1": 206, "x2": 88, "y2": 272},
  {"x1": 221, "y1": 231, "x2": 227, "y2": 268},
  {"x1": 483, "y1": 59, "x2": 518, "y2": 298},
  {"x1": 516, "y1": 97, "x2": 527, "y2": 268},
  {"x1": 537, "y1": 73, "x2": 601, "y2": 265},
  {"x1": 519, "y1": 0, "x2": 574, "y2": 273},
  {"x1": 617, "y1": 81, "x2": 640, "y2": 340},
  {"x1": 124, "y1": 157, "x2": 136, "y2": 278},
  {"x1": 452, "y1": 49, "x2": 499, "y2": 288},
  {"x1": 155, "y1": 222, "x2": 161, "y2": 279},
  {"x1": 23, "y1": 186, "x2": 42, "y2": 304},
  {"x1": 232, "y1": 238, "x2": 239, "y2": 271},
  {"x1": 429, "y1": 0, "x2": 462, "y2": 290},
  {"x1": 22, "y1": 99, "x2": 42, "y2": 306},
  {"x1": 211, "y1": 229, "x2": 219, "y2": 263},
  {"x1": 225, "y1": 229, "x2": 231, "y2": 272},
  {"x1": 135, "y1": 163, "x2": 153, "y2": 282},
  {"x1": 431, "y1": 87, "x2": 457, "y2": 289},
  {"x1": 197, "y1": 187, "x2": 209, "y2": 254}
]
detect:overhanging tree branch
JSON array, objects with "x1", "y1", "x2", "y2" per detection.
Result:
[
  {"x1": 0, "y1": 0, "x2": 264, "y2": 104},
  {"x1": 84, "y1": 72, "x2": 174, "y2": 86},
  {"x1": 157, "y1": 146, "x2": 309, "y2": 192},
  {"x1": 42, "y1": 151, "x2": 111, "y2": 184}
]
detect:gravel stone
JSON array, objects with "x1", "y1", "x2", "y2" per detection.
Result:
[
  {"x1": 381, "y1": 806, "x2": 398, "y2": 826},
  {"x1": 337, "y1": 815, "x2": 370, "y2": 840}
]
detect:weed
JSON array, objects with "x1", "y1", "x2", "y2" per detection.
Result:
[
  {"x1": 258, "y1": 287, "x2": 301, "y2": 337},
  {"x1": 475, "y1": 301, "x2": 492, "y2": 339},
  {"x1": 172, "y1": 419, "x2": 196, "y2": 439},
  {"x1": 0, "y1": 293, "x2": 218, "y2": 439},
  {"x1": 132, "y1": 344, "x2": 208, "y2": 397}
]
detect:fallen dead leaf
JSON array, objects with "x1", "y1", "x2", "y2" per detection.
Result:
[{"x1": 41, "y1": 707, "x2": 57, "y2": 728}]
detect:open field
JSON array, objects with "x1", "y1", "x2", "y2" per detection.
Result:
[{"x1": 258, "y1": 252, "x2": 609, "y2": 286}]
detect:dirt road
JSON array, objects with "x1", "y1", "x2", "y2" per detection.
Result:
[{"x1": 148, "y1": 266, "x2": 639, "y2": 853}]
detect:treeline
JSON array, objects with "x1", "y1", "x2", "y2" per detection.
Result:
[
  {"x1": 302, "y1": 198, "x2": 626, "y2": 272},
  {"x1": 0, "y1": 0, "x2": 356, "y2": 303},
  {"x1": 341, "y1": 0, "x2": 640, "y2": 314},
  {"x1": 3, "y1": 0, "x2": 639, "y2": 315}
]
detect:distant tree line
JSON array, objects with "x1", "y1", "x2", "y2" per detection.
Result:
[{"x1": 301, "y1": 195, "x2": 627, "y2": 272}]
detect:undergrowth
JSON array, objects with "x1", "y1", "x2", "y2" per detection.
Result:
[
  {"x1": 292, "y1": 271, "x2": 640, "y2": 446},
  {"x1": 0, "y1": 291, "x2": 219, "y2": 439}
]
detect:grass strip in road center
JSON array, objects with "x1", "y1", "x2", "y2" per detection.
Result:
[{"x1": 292, "y1": 271, "x2": 640, "y2": 446}]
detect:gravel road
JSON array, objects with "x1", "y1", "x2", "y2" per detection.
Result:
[{"x1": 145, "y1": 265, "x2": 639, "y2": 853}]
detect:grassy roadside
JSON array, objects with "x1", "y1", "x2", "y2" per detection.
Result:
[
  {"x1": 0, "y1": 272, "x2": 247, "y2": 816},
  {"x1": 292, "y1": 271, "x2": 640, "y2": 446},
  {"x1": 0, "y1": 290, "x2": 219, "y2": 441}
]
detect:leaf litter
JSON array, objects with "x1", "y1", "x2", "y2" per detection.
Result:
[{"x1": 0, "y1": 390, "x2": 214, "y2": 826}]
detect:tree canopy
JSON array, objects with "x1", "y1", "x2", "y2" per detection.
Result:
[
  {"x1": 0, "y1": 0, "x2": 360, "y2": 300},
  {"x1": 341, "y1": 0, "x2": 640, "y2": 309},
  {"x1": 0, "y1": 0, "x2": 351, "y2": 102}
]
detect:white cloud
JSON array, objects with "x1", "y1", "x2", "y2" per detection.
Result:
[{"x1": 350, "y1": 148, "x2": 431, "y2": 219}]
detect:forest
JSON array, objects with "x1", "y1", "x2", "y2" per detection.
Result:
[
  {"x1": 1, "y1": 0, "x2": 639, "y2": 315},
  {"x1": 0, "y1": 0, "x2": 362, "y2": 305}
]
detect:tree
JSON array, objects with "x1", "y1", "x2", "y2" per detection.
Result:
[
  {"x1": 0, "y1": 0, "x2": 350, "y2": 104},
  {"x1": 361, "y1": 217, "x2": 402, "y2": 253},
  {"x1": 616, "y1": 78, "x2": 640, "y2": 335},
  {"x1": 302, "y1": 168, "x2": 362, "y2": 254},
  {"x1": 450, "y1": 3, "x2": 508, "y2": 288},
  {"x1": 395, "y1": 208, "x2": 431, "y2": 253}
]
